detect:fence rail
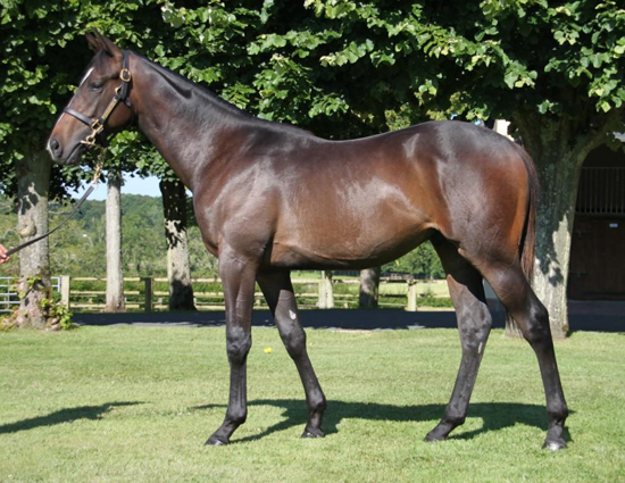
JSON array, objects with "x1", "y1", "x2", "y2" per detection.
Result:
[
  {"x1": 1, "y1": 274, "x2": 451, "y2": 314},
  {"x1": 0, "y1": 277, "x2": 61, "y2": 313}
]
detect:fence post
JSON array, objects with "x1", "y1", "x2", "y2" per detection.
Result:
[
  {"x1": 406, "y1": 279, "x2": 418, "y2": 312},
  {"x1": 143, "y1": 277, "x2": 153, "y2": 313},
  {"x1": 60, "y1": 275, "x2": 71, "y2": 309}
]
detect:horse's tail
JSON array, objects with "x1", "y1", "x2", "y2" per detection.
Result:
[{"x1": 514, "y1": 144, "x2": 539, "y2": 283}]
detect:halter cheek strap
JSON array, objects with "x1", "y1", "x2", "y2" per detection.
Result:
[{"x1": 63, "y1": 50, "x2": 133, "y2": 147}]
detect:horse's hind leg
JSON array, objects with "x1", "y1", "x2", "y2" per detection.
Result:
[
  {"x1": 480, "y1": 261, "x2": 568, "y2": 450},
  {"x1": 258, "y1": 269, "x2": 327, "y2": 438},
  {"x1": 426, "y1": 239, "x2": 493, "y2": 442}
]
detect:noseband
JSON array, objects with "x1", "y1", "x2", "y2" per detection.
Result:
[{"x1": 63, "y1": 50, "x2": 132, "y2": 147}]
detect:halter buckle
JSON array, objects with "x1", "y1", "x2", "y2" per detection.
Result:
[
  {"x1": 120, "y1": 68, "x2": 132, "y2": 83},
  {"x1": 90, "y1": 119, "x2": 104, "y2": 132},
  {"x1": 80, "y1": 120, "x2": 104, "y2": 147}
]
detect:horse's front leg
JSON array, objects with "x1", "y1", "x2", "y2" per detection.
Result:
[{"x1": 206, "y1": 253, "x2": 257, "y2": 446}]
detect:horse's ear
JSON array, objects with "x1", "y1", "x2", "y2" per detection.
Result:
[
  {"x1": 85, "y1": 30, "x2": 101, "y2": 52},
  {"x1": 85, "y1": 29, "x2": 122, "y2": 58}
]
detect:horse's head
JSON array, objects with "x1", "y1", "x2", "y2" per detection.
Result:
[{"x1": 47, "y1": 30, "x2": 134, "y2": 165}]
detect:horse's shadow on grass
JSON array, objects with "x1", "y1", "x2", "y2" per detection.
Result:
[
  {"x1": 0, "y1": 402, "x2": 141, "y2": 435},
  {"x1": 195, "y1": 400, "x2": 573, "y2": 444}
]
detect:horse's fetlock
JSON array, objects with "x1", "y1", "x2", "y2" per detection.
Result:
[
  {"x1": 310, "y1": 396, "x2": 327, "y2": 415},
  {"x1": 443, "y1": 411, "x2": 466, "y2": 427},
  {"x1": 226, "y1": 409, "x2": 247, "y2": 426},
  {"x1": 548, "y1": 402, "x2": 569, "y2": 424}
]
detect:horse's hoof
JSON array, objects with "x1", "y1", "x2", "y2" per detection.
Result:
[
  {"x1": 205, "y1": 434, "x2": 229, "y2": 446},
  {"x1": 542, "y1": 439, "x2": 567, "y2": 451},
  {"x1": 301, "y1": 428, "x2": 325, "y2": 439},
  {"x1": 424, "y1": 431, "x2": 444, "y2": 442}
]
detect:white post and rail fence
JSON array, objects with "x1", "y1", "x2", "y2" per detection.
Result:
[{"x1": 1, "y1": 274, "x2": 447, "y2": 314}]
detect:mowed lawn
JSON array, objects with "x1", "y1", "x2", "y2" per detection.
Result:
[{"x1": 0, "y1": 325, "x2": 623, "y2": 482}]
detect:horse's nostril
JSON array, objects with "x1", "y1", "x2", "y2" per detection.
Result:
[{"x1": 50, "y1": 137, "x2": 62, "y2": 156}]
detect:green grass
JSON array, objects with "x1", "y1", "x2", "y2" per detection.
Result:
[{"x1": 0, "y1": 326, "x2": 623, "y2": 482}]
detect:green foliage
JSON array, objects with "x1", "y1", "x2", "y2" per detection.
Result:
[
  {"x1": 300, "y1": 0, "x2": 624, "y2": 129},
  {"x1": 39, "y1": 296, "x2": 73, "y2": 330},
  {"x1": 3, "y1": 0, "x2": 622, "y2": 194},
  {"x1": 2, "y1": 0, "x2": 623, "y2": 187},
  {"x1": 419, "y1": 287, "x2": 454, "y2": 308},
  {"x1": 382, "y1": 241, "x2": 444, "y2": 280},
  {"x1": 0, "y1": 0, "x2": 94, "y2": 197}
]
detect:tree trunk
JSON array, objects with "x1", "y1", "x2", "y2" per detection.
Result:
[
  {"x1": 512, "y1": 114, "x2": 597, "y2": 339},
  {"x1": 318, "y1": 270, "x2": 334, "y2": 308},
  {"x1": 160, "y1": 179, "x2": 195, "y2": 311},
  {"x1": 530, "y1": 151, "x2": 583, "y2": 339},
  {"x1": 15, "y1": 149, "x2": 52, "y2": 328},
  {"x1": 359, "y1": 266, "x2": 381, "y2": 309},
  {"x1": 105, "y1": 169, "x2": 125, "y2": 312}
]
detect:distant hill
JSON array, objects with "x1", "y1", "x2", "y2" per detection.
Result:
[{"x1": 0, "y1": 194, "x2": 218, "y2": 278}]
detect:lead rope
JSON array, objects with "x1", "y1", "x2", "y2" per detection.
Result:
[{"x1": 6, "y1": 150, "x2": 106, "y2": 257}]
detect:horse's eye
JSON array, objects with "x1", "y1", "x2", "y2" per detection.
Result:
[{"x1": 89, "y1": 81, "x2": 103, "y2": 91}]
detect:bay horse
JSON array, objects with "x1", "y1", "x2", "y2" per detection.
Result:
[{"x1": 47, "y1": 31, "x2": 568, "y2": 450}]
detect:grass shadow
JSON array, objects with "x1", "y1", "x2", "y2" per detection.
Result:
[
  {"x1": 194, "y1": 399, "x2": 573, "y2": 444},
  {"x1": 0, "y1": 402, "x2": 142, "y2": 435}
]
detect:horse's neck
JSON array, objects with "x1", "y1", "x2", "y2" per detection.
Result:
[{"x1": 131, "y1": 56, "x2": 251, "y2": 192}]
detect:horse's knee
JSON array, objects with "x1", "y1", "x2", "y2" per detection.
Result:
[{"x1": 226, "y1": 328, "x2": 252, "y2": 364}]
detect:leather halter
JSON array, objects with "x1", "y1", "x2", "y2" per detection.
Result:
[{"x1": 63, "y1": 50, "x2": 132, "y2": 147}]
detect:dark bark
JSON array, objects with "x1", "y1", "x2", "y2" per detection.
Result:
[
  {"x1": 359, "y1": 266, "x2": 381, "y2": 309},
  {"x1": 160, "y1": 179, "x2": 195, "y2": 311},
  {"x1": 15, "y1": 149, "x2": 52, "y2": 328}
]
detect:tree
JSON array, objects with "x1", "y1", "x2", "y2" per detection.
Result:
[
  {"x1": 131, "y1": 140, "x2": 196, "y2": 309},
  {"x1": 159, "y1": 178, "x2": 195, "y2": 310},
  {"x1": 105, "y1": 168, "x2": 125, "y2": 312},
  {"x1": 359, "y1": 267, "x2": 381, "y2": 309},
  {"x1": 14, "y1": 148, "x2": 52, "y2": 328},
  {"x1": 0, "y1": 1, "x2": 97, "y2": 326}
]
